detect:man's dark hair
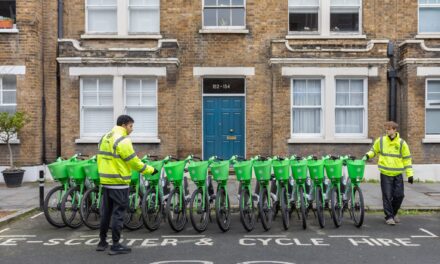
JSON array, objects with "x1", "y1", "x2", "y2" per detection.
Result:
[{"x1": 117, "y1": 115, "x2": 134, "y2": 126}]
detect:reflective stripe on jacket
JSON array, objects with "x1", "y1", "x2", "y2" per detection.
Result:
[
  {"x1": 366, "y1": 132, "x2": 414, "y2": 177},
  {"x1": 97, "y1": 126, "x2": 154, "y2": 186}
]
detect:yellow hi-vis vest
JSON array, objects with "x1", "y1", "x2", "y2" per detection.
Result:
[
  {"x1": 97, "y1": 126, "x2": 154, "y2": 187},
  {"x1": 366, "y1": 132, "x2": 414, "y2": 177}
]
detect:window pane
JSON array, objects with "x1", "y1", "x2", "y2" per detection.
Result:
[
  {"x1": 293, "y1": 109, "x2": 320, "y2": 133},
  {"x1": 427, "y1": 80, "x2": 440, "y2": 100},
  {"x1": 293, "y1": 80, "x2": 321, "y2": 106},
  {"x1": 126, "y1": 108, "x2": 157, "y2": 135},
  {"x1": 204, "y1": 9, "x2": 217, "y2": 26},
  {"x1": 83, "y1": 108, "x2": 113, "y2": 134},
  {"x1": 419, "y1": 0, "x2": 440, "y2": 4},
  {"x1": 0, "y1": 105, "x2": 15, "y2": 114},
  {"x1": 426, "y1": 109, "x2": 440, "y2": 134},
  {"x1": 419, "y1": 8, "x2": 440, "y2": 33},
  {"x1": 331, "y1": 0, "x2": 360, "y2": 5},
  {"x1": 129, "y1": 9, "x2": 159, "y2": 33},
  {"x1": 219, "y1": 0, "x2": 230, "y2": 6},
  {"x1": 335, "y1": 109, "x2": 363, "y2": 133},
  {"x1": 83, "y1": 92, "x2": 97, "y2": 106},
  {"x1": 232, "y1": 0, "x2": 244, "y2": 5},
  {"x1": 130, "y1": 0, "x2": 159, "y2": 5},
  {"x1": 2, "y1": 76, "x2": 16, "y2": 90},
  {"x1": 99, "y1": 78, "x2": 113, "y2": 92},
  {"x1": 141, "y1": 80, "x2": 156, "y2": 106},
  {"x1": 88, "y1": 9, "x2": 117, "y2": 32},
  {"x1": 218, "y1": 8, "x2": 230, "y2": 26},
  {"x1": 126, "y1": 79, "x2": 141, "y2": 106},
  {"x1": 205, "y1": 0, "x2": 217, "y2": 6},
  {"x1": 289, "y1": 12, "x2": 318, "y2": 31},
  {"x1": 83, "y1": 78, "x2": 97, "y2": 92},
  {"x1": 331, "y1": 12, "x2": 359, "y2": 32},
  {"x1": 290, "y1": 0, "x2": 319, "y2": 5},
  {"x1": 88, "y1": 0, "x2": 117, "y2": 5},
  {"x1": 231, "y1": 8, "x2": 245, "y2": 26},
  {"x1": 2, "y1": 91, "x2": 16, "y2": 104}
]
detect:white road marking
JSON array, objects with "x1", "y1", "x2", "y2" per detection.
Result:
[
  {"x1": 238, "y1": 261, "x2": 296, "y2": 264},
  {"x1": 328, "y1": 235, "x2": 370, "y2": 238},
  {"x1": 27, "y1": 241, "x2": 43, "y2": 243},
  {"x1": 411, "y1": 228, "x2": 438, "y2": 238},
  {"x1": 0, "y1": 228, "x2": 10, "y2": 234},
  {"x1": 30, "y1": 212, "x2": 44, "y2": 219},
  {"x1": 150, "y1": 261, "x2": 213, "y2": 264},
  {"x1": 161, "y1": 235, "x2": 205, "y2": 238},
  {"x1": 0, "y1": 235, "x2": 36, "y2": 238},
  {"x1": 244, "y1": 235, "x2": 287, "y2": 238},
  {"x1": 80, "y1": 235, "x2": 99, "y2": 238}
]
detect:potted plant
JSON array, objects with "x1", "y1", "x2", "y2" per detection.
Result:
[
  {"x1": 0, "y1": 17, "x2": 14, "y2": 29},
  {"x1": 0, "y1": 112, "x2": 28, "y2": 187}
]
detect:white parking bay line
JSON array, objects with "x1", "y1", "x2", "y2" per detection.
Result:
[
  {"x1": 411, "y1": 228, "x2": 438, "y2": 238},
  {"x1": 0, "y1": 228, "x2": 10, "y2": 234},
  {"x1": 328, "y1": 235, "x2": 370, "y2": 238},
  {"x1": 30, "y1": 212, "x2": 44, "y2": 219}
]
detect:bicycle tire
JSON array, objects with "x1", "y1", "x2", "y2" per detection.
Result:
[
  {"x1": 60, "y1": 186, "x2": 83, "y2": 229},
  {"x1": 43, "y1": 185, "x2": 67, "y2": 228},
  {"x1": 239, "y1": 187, "x2": 255, "y2": 232},
  {"x1": 124, "y1": 187, "x2": 143, "y2": 230},
  {"x1": 316, "y1": 186, "x2": 325, "y2": 228},
  {"x1": 299, "y1": 186, "x2": 307, "y2": 230},
  {"x1": 330, "y1": 186, "x2": 342, "y2": 228},
  {"x1": 167, "y1": 188, "x2": 187, "y2": 232},
  {"x1": 259, "y1": 186, "x2": 273, "y2": 231},
  {"x1": 189, "y1": 188, "x2": 209, "y2": 233},
  {"x1": 351, "y1": 186, "x2": 365, "y2": 228},
  {"x1": 280, "y1": 186, "x2": 290, "y2": 230},
  {"x1": 80, "y1": 186, "x2": 101, "y2": 230},
  {"x1": 215, "y1": 187, "x2": 231, "y2": 232},
  {"x1": 141, "y1": 188, "x2": 163, "y2": 231}
]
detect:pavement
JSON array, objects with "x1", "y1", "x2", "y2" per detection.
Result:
[{"x1": 0, "y1": 179, "x2": 439, "y2": 226}]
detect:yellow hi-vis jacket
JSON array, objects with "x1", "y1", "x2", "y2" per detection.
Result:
[
  {"x1": 366, "y1": 132, "x2": 414, "y2": 177},
  {"x1": 97, "y1": 126, "x2": 154, "y2": 187}
]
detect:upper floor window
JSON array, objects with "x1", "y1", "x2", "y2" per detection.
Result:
[
  {"x1": 288, "y1": 0, "x2": 362, "y2": 36},
  {"x1": 203, "y1": 0, "x2": 245, "y2": 28},
  {"x1": 419, "y1": 0, "x2": 440, "y2": 34},
  {"x1": 426, "y1": 80, "x2": 440, "y2": 136},
  {"x1": 0, "y1": 1, "x2": 16, "y2": 30},
  {"x1": 0, "y1": 75, "x2": 16, "y2": 114},
  {"x1": 86, "y1": 0, "x2": 160, "y2": 35}
]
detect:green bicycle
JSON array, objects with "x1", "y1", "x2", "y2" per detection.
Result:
[
  {"x1": 272, "y1": 156, "x2": 293, "y2": 230},
  {"x1": 290, "y1": 155, "x2": 309, "y2": 229},
  {"x1": 210, "y1": 156, "x2": 233, "y2": 232},
  {"x1": 253, "y1": 155, "x2": 274, "y2": 231},
  {"x1": 79, "y1": 159, "x2": 102, "y2": 230}
]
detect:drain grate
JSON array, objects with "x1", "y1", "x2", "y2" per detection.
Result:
[{"x1": 425, "y1": 192, "x2": 440, "y2": 196}]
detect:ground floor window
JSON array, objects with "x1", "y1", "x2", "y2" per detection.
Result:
[
  {"x1": 0, "y1": 75, "x2": 16, "y2": 114},
  {"x1": 426, "y1": 79, "x2": 440, "y2": 136}
]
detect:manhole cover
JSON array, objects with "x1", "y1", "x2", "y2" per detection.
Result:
[{"x1": 425, "y1": 192, "x2": 440, "y2": 196}]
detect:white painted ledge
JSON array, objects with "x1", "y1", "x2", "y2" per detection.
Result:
[
  {"x1": 193, "y1": 67, "x2": 255, "y2": 76},
  {"x1": 422, "y1": 138, "x2": 440, "y2": 143},
  {"x1": 0, "y1": 139, "x2": 20, "y2": 144},
  {"x1": 80, "y1": 34, "x2": 162, "y2": 39},
  {"x1": 0, "y1": 29, "x2": 18, "y2": 33},
  {"x1": 69, "y1": 67, "x2": 167, "y2": 77},
  {"x1": 281, "y1": 67, "x2": 378, "y2": 77},
  {"x1": 415, "y1": 34, "x2": 440, "y2": 39},
  {"x1": 75, "y1": 138, "x2": 160, "y2": 144},
  {"x1": 288, "y1": 138, "x2": 373, "y2": 144},
  {"x1": 285, "y1": 34, "x2": 367, "y2": 39},
  {"x1": 0, "y1": 65, "x2": 25, "y2": 75},
  {"x1": 199, "y1": 29, "x2": 249, "y2": 34}
]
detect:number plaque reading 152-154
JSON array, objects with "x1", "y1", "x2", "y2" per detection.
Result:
[{"x1": 203, "y1": 78, "x2": 245, "y2": 94}]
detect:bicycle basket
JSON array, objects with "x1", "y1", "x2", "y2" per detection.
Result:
[
  {"x1": 324, "y1": 159, "x2": 343, "y2": 181},
  {"x1": 290, "y1": 159, "x2": 308, "y2": 181},
  {"x1": 83, "y1": 162, "x2": 99, "y2": 181},
  {"x1": 272, "y1": 159, "x2": 290, "y2": 180},
  {"x1": 66, "y1": 159, "x2": 91, "y2": 182},
  {"x1": 346, "y1": 159, "x2": 365, "y2": 182},
  {"x1": 307, "y1": 159, "x2": 324, "y2": 181},
  {"x1": 131, "y1": 170, "x2": 140, "y2": 184},
  {"x1": 188, "y1": 161, "x2": 209, "y2": 182},
  {"x1": 253, "y1": 160, "x2": 272, "y2": 181},
  {"x1": 48, "y1": 158, "x2": 77, "y2": 181},
  {"x1": 143, "y1": 160, "x2": 164, "y2": 181},
  {"x1": 210, "y1": 160, "x2": 230, "y2": 181},
  {"x1": 164, "y1": 160, "x2": 186, "y2": 182},
  {"x1": 233, "y1": 160, "x2": 253, "y2": 181}
]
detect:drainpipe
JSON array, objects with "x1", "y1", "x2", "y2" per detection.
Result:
[
  {"x1": 387, "y1": 42, "x2": 397, "y2": 122},
  {"x1": 41, "y1": 0, "x2": 47, "y2": 164},
  {"x1": 56, "y1": 0, "x2": 63, "y2": 158}
]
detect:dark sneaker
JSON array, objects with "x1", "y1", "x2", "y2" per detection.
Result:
[
  {"x1": 109, "y1": 244, "x2": 132, "y2": 255},
  {"x1": 96, "y1": 241, "x2": 109, "y2": 251}
]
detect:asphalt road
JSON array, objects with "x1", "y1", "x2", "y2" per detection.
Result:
[{"x1": 0, "y1": 212, "x2": 439, "y2": 264}]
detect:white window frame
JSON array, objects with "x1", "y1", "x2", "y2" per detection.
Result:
[
  {"x1": 425, "y1": 78, "x2": 440, "y2": 139},
  {"x1": 202, "y1": 0, "x2": 247, "y2": 29},
  {"x1": 291, "y1": 78, "x2": 324, "y2": 138},
  {"x1": 128, "y1": 0, "x2": 160, "y2": 34},
  {"x1": 123, "y1": 77, "x2": 158, "y2": 138},
  {"x1": 418, "y1": 0, "x2": 440, "y2": 35},
  {"x1": 288, "y1": 0, "x2": 363, "y2": 37},
  {"x1": 334, "y1": 78, "x2": 368, "y2": 138},
  {"x1": 288, "y1": 0, "x2": 321, "y2": 35},
  {"x1": 85, "y1": 0, "x2": 160, "y2": 36},
  {"x1": 0, "y1": 75, "x2": 17, "y2": 114}
]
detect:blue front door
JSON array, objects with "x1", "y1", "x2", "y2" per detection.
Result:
[{"x1": 203, "y1": 96, "x2": 245, "y2": 160}]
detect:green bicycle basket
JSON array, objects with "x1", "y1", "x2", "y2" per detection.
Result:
[
  {"x1": 290, "y1": 159, "x2": 308, "y2": 181},
  {"x1": 188, "y1": 161, "x2": 210, "y2": 182},
  {"x1": 307, "y1": 159, "x2": 325, "y2": 181},
  {"x1": 164, "y1": 160, "x2": 186, "y2": 182},
  {"x1": 210, "y1": 161, "x2": 230, "y2": 181},
  {"x1": 131, "y1": 170, "x2": 140, "y2": 185},
  {"x1": 83, "y1": 161, "x2": 99, "y2": 181},
  {"x1": 48, "y1": 157, "x2": 77, "y2": 181},
  {"x1": 233, "y1": 160, "x2": 253, "y2": 181},
  {"x1": 346, "y1": 159, "x2": 365, "y2": 182},
  {"x1": 143, "y1": 160, "x2": 164, "y2": 181},
  {"x1": 253, "y1": 160, "x2": 272, "y2": 181},
  {"x1": 324, "y1": 159, "x2": 343, "y2": 181},
  {"x1": 66, "y1": 159, "x2": 91, "y2": 182},
  {"x1": 272, "y1": 159, "x2": 290, "y2": 180}
]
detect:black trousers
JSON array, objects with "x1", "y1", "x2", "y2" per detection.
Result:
[
  {"x1": 380, "y1": 173, "x2": 404, "y2": 220},
  {"x1": 99, "y1": 188, "x2": 129, "y2": 244}
]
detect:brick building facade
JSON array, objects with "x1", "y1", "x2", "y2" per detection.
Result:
[{"x1": 1, "y1": 0, "x2": 440, "y2": 181}]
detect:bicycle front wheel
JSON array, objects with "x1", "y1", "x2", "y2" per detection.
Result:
[
  {"x1": 215, "y1": 187, "x2": 231, "y2": 232},
  {"x1": 351, "y1": 186, "x2": 365, "y2": 228},
  {"x1": 316, "y1": 186, "x2": 325, "y2": 228},
  {"x1": 280, "y1": 186, "x2": 290, "y2": 230},
  {"x1": 190, "y1": 188, "x2": 210, "y2": 233},
  {"x1": 330, "y1": 186, "x2": 342, "y2": 228},
  {"x1": 44, "y1": 185, "x2": 66, "y2": 228},
  {"x1": 259, "y1": 186, "x2": 273, "y2": 231},
  {"x1": 299, "y1": 186, "x2": 307, "y2": 230},
  {"x1": 124, "y1": 187, "x2": 143, "y2": 230},
  {"x1": 80, "y1": 186, "x2": 101, "y2": 230},
  {"x1": 167, "y1": 188, "x2": 187, "y2": 232},
  {"x1": 141, "y1": 188, "x2": 163, "y2": 231},
  {"x1": 239, "y1": 187, "x2": 255, "y2": 232},
  {"x1": 61, "y1": 186, "x2": 83, "y2": 229}
]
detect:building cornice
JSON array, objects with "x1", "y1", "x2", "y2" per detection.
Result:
[
  {"x1": 398, "y1": 40, "x2": 440, "y2": 52},
  {"x1": 57, "y1": 57, "x2": 180, "y2": 66},
  {"x1": 58, "y1": 38, "x2": 179, "y2": 52},
  {"x1": 272, "y1": 39, "x2": 389, "y2": 53},
  {"x1": 399, "y1": 58, "x2": 440, "y2": 66},
  {"x1": 269, "y1": 58, "x2": 389, "y2": 65}
]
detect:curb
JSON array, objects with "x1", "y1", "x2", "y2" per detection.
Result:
[{"x1": 0, "y1": 207, "x2": 39, "y2": 227}]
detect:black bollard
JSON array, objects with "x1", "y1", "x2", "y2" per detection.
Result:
[{"x1": 39, "y1": 170, "x2": 45, "y2": 210}]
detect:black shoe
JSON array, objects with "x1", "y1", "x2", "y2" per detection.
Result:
[
  {"x1": 109, "y1": 244, "x2": 132, "y2": 255},
  {"x1": 96, "y1": 241, "x2": 109, "y2": 251}
]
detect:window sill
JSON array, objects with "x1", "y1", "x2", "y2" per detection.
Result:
[
  {"x1": 0, "y1": 139, "x2": 20, "y2": 144},
  {"x1": 75, "y1": 137, "x2": 161, "y2": 144},
  {"x1": 80, "y1": 34, "x2": 163, "y2": 40},
  {"x1": 285, "y1": 34, "x2": 367, "y2": 40},
  {"x1": 422, "y1": 138, "x2": 440, "y2": 143},
  {"x1": 288, "y1": 138, "x2": 372, "y2": 144},
  {"x1": 415, "y1": 34, "x2": 440, "y2": 39},
  {"x1": 199, "y1": 28, "x2": 249, "y2": 34},
  {"x1": 0, "y1": 28, "x2": 19, "y2": 34}
]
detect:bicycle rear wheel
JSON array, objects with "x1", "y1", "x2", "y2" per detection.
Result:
[
  {"x1": 215, "y1": 187, "x2": 231, "y2": 232},
  {"x1": 280, "y1": 186, "x2": 290, "y2": 230},
  {"x1": 44, "y1": 186, "x2": 66, "y2": 228},
  {"x1": 351, "y1": 186, "x2": 365, "y2": 228},
  {"x1": 61, "y1": 186, "x2": 83, "y2": 229},
  {"x1": 80, "y1": 186, "x2": 101, "y2": 230},
  {"x1": 124, "y1": 187, "x2": 143, "y2": 230},
  {"x1": 299, "y1": 186, "x2": 307, "y2": 230},
  {"x1": 141, "y1": 188, "x2": 163, "y2": 231},
  {"x1": 259, "y1": 186, "x2": 273, "y2": 231},
  {"x1": 167, "y1": 188, "x2": 187, "y2": 232},
  {"x1": 330, "y1": 186, "x2": 342, "y2": 228},
  {"x1": 190, "y1": 188, "x2": 210, "y2": 233},
  {"x1": 239, "y1": 187, "x2": 255, "y2": 232},
  {"x1": 316, "y1": 186, "x2": 325, "y2": 228}
]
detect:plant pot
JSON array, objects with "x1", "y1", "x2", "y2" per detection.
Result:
[
  {"x1": 2, "y1": 169, "x2": 25, "y2": 188},
  {"x1": 0, "y1": 19, "x2": 13, "y2": 29}
]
